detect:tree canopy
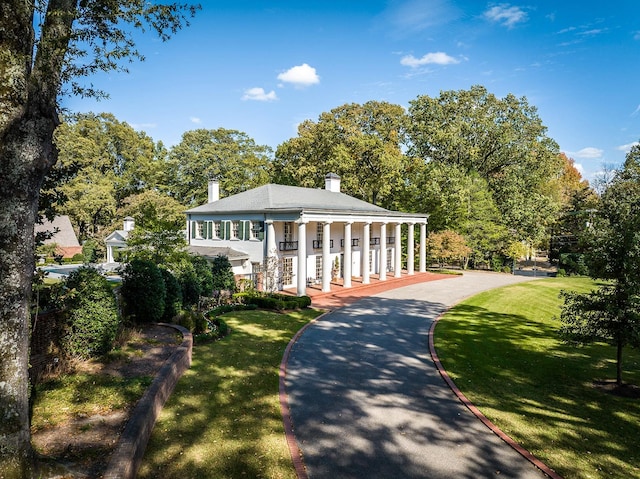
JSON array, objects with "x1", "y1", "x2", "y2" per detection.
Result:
[
  {"x1": 560, "y1": 144, "x2": 640, "y2": 385},
  {"x1": 166, "y1": 128, "x2": 273, "y2": 206},
  {"x1": 407, "y1": 85, "x2": 564, "y2": 244},
  {"x1": 274, "y1": 101, "x2": 409, "y2": 207}
]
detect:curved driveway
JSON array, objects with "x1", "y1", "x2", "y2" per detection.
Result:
[{"x1": 284, "y1": 271, "x2": 548, "y2": 479}]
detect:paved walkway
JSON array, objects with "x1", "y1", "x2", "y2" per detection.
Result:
[{"x1": 283, "y1": 271, "x2": 550, "y2": 479}]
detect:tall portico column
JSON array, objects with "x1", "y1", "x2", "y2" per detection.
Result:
[
  {"x1": 266, "y1": 220, "x2": 276, "y2": 257},
  {"x1": 407, "y1": 222, "x2": 415, "y2": 275},
  {"x1": 343, "y1": 222, "x2": 353, "y2": 288},
  {"x1": 265, "y1": 220, "x2": 277, "y2": 292},
  {"x1": 379, "y1": 222, "x2": 387, "y2": 281},
  {"x1": 419, "y1": 222, "x2": 427, "y2": 272},
  {"x1": 297, "y1": 219, "x2": 307, "y2": 296},
  {"x1": 322, "y1": 221, "x2": 332, "y2": 292},
  {"x1": 362, "y1": 221, "x2": 371, "y2": 284},
  {"x1": 394, "y1": 222, "x2": 402, "y2": 278}
]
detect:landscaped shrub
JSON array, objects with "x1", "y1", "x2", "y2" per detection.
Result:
[
  {"x1": 559, "y1": 253, "x2": 588, "y2": 276},
  {"x1": 61, "y1": 267, "x2": 120, "y2": 359},
  {"x1": 211, "y1": 254, "x2": 236, "y2": 292},
  {"x1": 234, "y1": 292, "x2": 311, "y2": 311},
  {"x1": 160, "y1": 268, "x2": 182, "y2": 321},
  {"x1": 71, "y1": 253, "x2": 85, "y2": 263},
  {"x1": 121, "y1": 259, "x2": 166, "y2": 323},
  {"x1": 82, "y1": 239, "x2": 100, "y2": 263},
  {"x1": 192, "y1": 255, "x2": 214, "y2": 297},
  {"x1": 177, "y1": 265, "x2": 200, "y2": 308}
]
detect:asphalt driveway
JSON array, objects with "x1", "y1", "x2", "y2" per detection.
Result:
[{"x1": 283, "y1": 271, "x2": 549, "y2": 479}]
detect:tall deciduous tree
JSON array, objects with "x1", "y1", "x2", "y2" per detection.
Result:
[
  {"x1": 166, "y1": 128, "x2": 272, "y2": 206},
  {"x1": 47, "y1": 112, "x2": 162, "y2": 239},
  {"x1": 408, "y1": 85, "x2": 563, "y2": 243},
  {"x1": 0, "y1": 2, "x2": 197, "y2": 474},
  {"x1": 559, "y1": 144, "x2": 640, "y2": 385},
  {"x1": 274, "y1": 101, "x2": 408, "y2": 207}
]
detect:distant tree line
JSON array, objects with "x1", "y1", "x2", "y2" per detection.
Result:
[{"x1": 46, "y1": 86, "x2": 594, "y2": 270}]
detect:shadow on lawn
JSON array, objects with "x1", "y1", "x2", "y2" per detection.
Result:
[
  {"x1": 435, "y1": 302, "x2": 640, "y2": 479},
  {"x1": 138, "y1": 310, "x2": 314, "y2": 479}
]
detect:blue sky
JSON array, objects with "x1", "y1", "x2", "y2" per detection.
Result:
[{"x1": 63, "y1": 1, "x2": 640, "y2": 182}]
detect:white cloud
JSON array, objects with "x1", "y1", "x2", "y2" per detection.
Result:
[
  {"x1": 130, "y1": 122, "x2": 157, "y2": 130},
  {"x1": 242, "y1": 87, "x2": 278, "y2": 102},
  {"x1": 277, "y1": 63, "x2": 320, "y2": 88},
  {"x1": 484, "y1": 4, "x2": 528, "y2": 28},
  {"x1": 573, "y1": 162, "x2": 585, "y2": 175},
  {"x1": 190, "y1": 117, "x2": 202, "y2": 124},
  {"x1": 400, "y1": 52, "x2": 460, "y2": 67},
  {"x1": 616, "y1": 142, "x2": 639, "y2": 152},
  {"x1": 572, "y1": 147, "x2": 604, "y2": 159}
]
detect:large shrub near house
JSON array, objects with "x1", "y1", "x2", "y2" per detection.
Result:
[
  {"x1": 160, "y1": 267, "x2": 182, "y2": 321},
  {"x1": 62, "y1": 267, "x2": 120, "y2": 359},
  {"x1": 211, "y1": 254, "x2": 235, "y2": 291},
  {"x1": 121, "y1": 259, "x2": 166, "y2": 323}
]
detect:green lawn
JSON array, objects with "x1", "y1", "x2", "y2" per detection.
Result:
[
  {"x1": 138, "y1": 308, "x2": 321, "y2": 479},
  {"x1": 434, "y1": 277, "x2": 640, "y2": 479}
]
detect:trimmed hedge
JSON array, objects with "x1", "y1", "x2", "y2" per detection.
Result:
[{"x1": 233, "y1": 292, "x2": 311, "y2": 311}]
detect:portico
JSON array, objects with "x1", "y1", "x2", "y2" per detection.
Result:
[{"x1": 185, "y1": 173, "x2": 429, "y2": 295}]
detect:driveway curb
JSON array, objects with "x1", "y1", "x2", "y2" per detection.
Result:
[{"x1": 428, "y1": 313, "x2": 563, "y2": 479}]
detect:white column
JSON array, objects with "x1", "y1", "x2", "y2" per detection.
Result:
[
  {"x1": 419, "y1": 222, "x2": 427, "y2": 272},
  {"x1": 394, "y1": 223, "x2": 402, "y2": 278},
  {"x1": 362, "y1": 222, "x2": 371, "y2": 284},
  {"x1": 379, "y1": 222, "x2": 387, "y2": 281},
  {"x1": 343, "y1": 222, "x2": 352, "y2": 288},
  {"x1": 266, "y1": 220, "x2": 277, "y2": 256},
  {"x1": 322, "y1": 221, "x2": 332, "y2": 292},
  {"x1": 107, "y1": 245, "x2": 114, "y2": 263},
  {"x1": 407, "y1": 222, "x2": 415, "y2": 275},
  {"x1": 265, "y1": 220, "x2": 278, "y2": 292},
  {"x1": 297, "y1": 220, "x2": 307, "y2": 296}
]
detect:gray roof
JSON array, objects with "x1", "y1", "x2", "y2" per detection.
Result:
[
  {"x1": 186, "y1": 184, "x2": 389, "y2": 214},
  {"x1": 187, "y1": 245, "x2": 250, "y2": 261},
  {"x1": 35, "y1": 215, "x2": 80, "y2": 247}
]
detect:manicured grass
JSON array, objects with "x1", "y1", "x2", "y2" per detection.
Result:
[
  {"x1": 434, "y1": 277, "x2": 640, "y2": 479},
  {"x1": 32, "y1": 373, "x2": 152, "y2": 430},
  {"x1": 138, "y1": 308, "x2": 321, "y2": 479}
]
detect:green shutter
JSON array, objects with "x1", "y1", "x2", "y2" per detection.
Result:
[
  {"x1": 224, "y1": 221, "x2": 231, "y2": 240},
  {"x1": 191, "y1": 221, "x2": 196, "y2": 239},
  {"x1": 243, "y1": 221, "x2": 250, "y2": 240}
]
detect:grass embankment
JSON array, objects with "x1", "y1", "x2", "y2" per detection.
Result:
[
  {"x1": 138, "y1": 308, "x2": 321, "y2": 479},
  {"x1": 434, "y1": 277, "x2": 640, "y2": 479}
]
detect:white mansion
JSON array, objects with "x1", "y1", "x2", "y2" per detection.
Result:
[{"x1": 185, "y1": 173, "x2": 429, "y2": 296}]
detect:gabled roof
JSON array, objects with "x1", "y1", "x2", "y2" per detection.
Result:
[
  {"x1": 35, "y1": 215, "x2": 80, "y2": 247},
  {"x1": 105, "y1": 230, "x2": 129, "y2": 243},
  {"x1": 185, "y1": 184, "x2": 389, "y2": 215}
]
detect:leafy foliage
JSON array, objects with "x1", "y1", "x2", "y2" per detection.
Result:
[
  {"x1": 211, "y1": 255, "x2": 236, "y2": 292},
  {"x1": 166, "y1": 128, "x2": 272, "y2": 206},
  {"x1": 274, "y1": 101, "x2": 409, "y2": 207},
  {"x1": 559, "y1": 144, "x2": 640, "y2": 384},
  {"x1": 408, "y1": 85, "x2": 564, "y2": 244},
  {"x1": 427, "y1": 230, "x2": 471, "y2": 268},
  {"x1": 61, "y1": 267, "x2": 120, "y2": 359},
  {"x1": 160, "y1": 268, "x2": 182, "y2": 322},
  {"x1": 121, "y1": 259, "x2": 166, "y2": 323}
]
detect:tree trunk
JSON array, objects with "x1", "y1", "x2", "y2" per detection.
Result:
[
  {"x1": 616, "y1": 340, "x2": 623, "y2": 386},
  {"x1": 0, "y1": 118, "x2": 57, "y2": 477}
]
